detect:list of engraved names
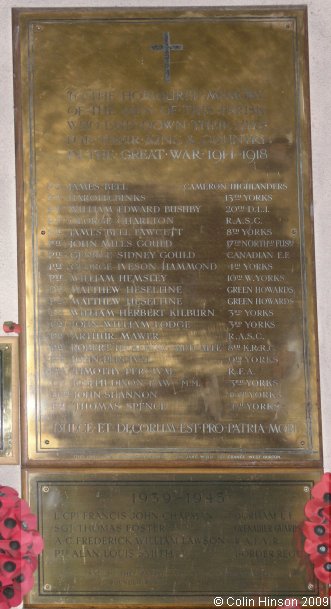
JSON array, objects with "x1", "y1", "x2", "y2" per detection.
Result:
[
  {"x1": 28, "y1": 18, "x2": 310, "y2": 458},
  {"x1": 39, "y1": 478, "x2": 306, "y2": 595}
]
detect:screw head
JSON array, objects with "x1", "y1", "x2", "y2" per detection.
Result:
[
  {"x1": 42, "y1": 486, "x2": 49, "y2": 493},
  {"x1": 304, "y1": 486, "x2": 310, "y2": 493},
  {"x1": 308, "y1": 583, "x2": 314, "y2": 591}
]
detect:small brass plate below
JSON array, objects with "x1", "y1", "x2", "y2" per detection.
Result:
[
  {"x1": 0, "y1": 337, "x2": 19, "y2": 463},
  {"x1": 25, "y1": 470, "x2": 321, "y2": 607}
]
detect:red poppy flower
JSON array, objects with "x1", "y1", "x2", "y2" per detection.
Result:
[
  {"x1": 304, "y1": 498, "x2": 330, "y2": 523},
  {"x1": 2, "y1": 322, "x2": 21, "y2": 335},
  {"x1": 0, "y1": 489, "x2": 19, "y2": 520},
  {"x1": 0, "y1": 527, "x2": 43, "y2": 559},
  {"x1": 0, "y1": 489, "x2": 18, "y2": 501},
  {"x1": 0, "y1": 501, "x2": 19, "y2": 521},
  {"x1": 0, "y1": 514, "x2": 19, "y2": 541},
  {"x1": 304, "y1": 537, "x2": 330, "y2": 563},
  {"x1": 0, "y1": 582, "x2": 23, "y2": 609},
  {"x1": 311, "y1": 473, "x2": 331, "y2": 504},
  {"x1": 313, "y1": 555, "x2": 331, "y2": 584},
  {"x1": 0, "y1": 555, "x2": 25, "y2": 580},
  {"x1": 303, "y1": 474, "x2": 331, "y2": 586},
  {"x1": 0, "y1": 573, "x2": 13, "y2": 589},
  {"x1": 303, "y1": 521, "x2": 329, "y2": 544},
  {"x1": 13, "y1": 570, "x2": 34, "y2": 596},
  {"x1": 13, "y1": 497, "x2": 37, "y2": 525},
  {"x1": 0, "y1": 527, "x2": 37, "y2": 557},
  {"x1": 0, "y1": 487, "x2": 43, "y2": 605},
  {"x1": 0, "y1": 505, "x2": 37, "y2": 540}
]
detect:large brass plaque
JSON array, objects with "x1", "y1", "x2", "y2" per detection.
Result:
[
  {"x1": 25, "y1": 470, "x2": 321, "y2": 607},
  {"x1": 14, "y1": 8, "x2": 321, "y2": 464}
]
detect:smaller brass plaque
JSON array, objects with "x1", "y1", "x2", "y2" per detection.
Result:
[
  {"x1": 0, "y1": 338, "x2": 19, "y2": 463},
  {"x1": 25, "y1": 470, "x2": 321, "y2": 607}
]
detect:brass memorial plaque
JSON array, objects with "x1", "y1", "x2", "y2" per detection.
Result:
[
  {"x1": 0, "y1": 337, "x2": 19, "y2": 463},
  {"x1": 14, "y1": 8, "x2": 321, "y2": 464},
  {"x1": 25, "y1": 470, "x2": 321, "y2": 607}
]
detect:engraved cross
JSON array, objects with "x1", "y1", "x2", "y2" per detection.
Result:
[{"x1": 151, "y1": 32, "x2": 184, "y2": 83}]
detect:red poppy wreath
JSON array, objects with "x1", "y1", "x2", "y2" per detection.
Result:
[
  {"x1": 0, "y1": 486, "x2": 43, "y2": 608},
  {"x1": 303, "y1": 472, "x2": 331, "y2": 587}
]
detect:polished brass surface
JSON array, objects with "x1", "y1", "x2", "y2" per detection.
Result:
[
  {"x1": 0, "y1": 338, "x2": 19, "y2": 463},
  {"x1": 25, "y1": 469, "x2": 321, "y2": 607},
  {"x1": 14, "y1": 7, "x2": 320, "y2": 464}
]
